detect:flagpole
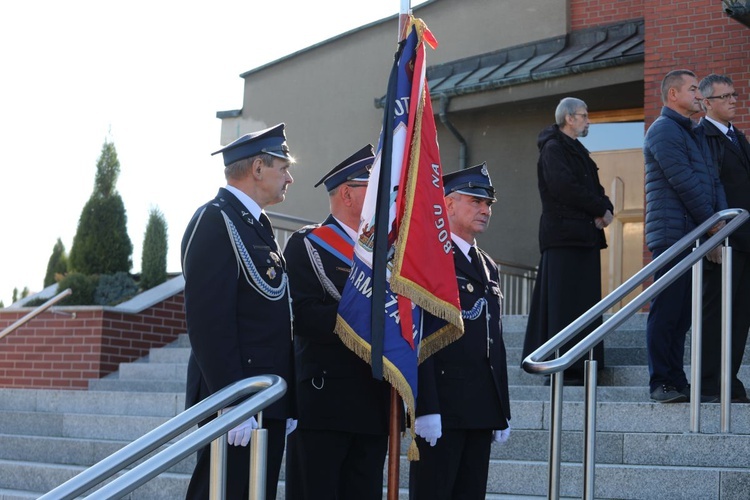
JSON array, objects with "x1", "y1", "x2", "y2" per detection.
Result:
[{"x1": 388, "y1": 5, "x2": 411, "y2": 499}]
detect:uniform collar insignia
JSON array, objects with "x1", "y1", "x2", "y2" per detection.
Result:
[{"x1": 270, "y1": 252, "x2": 281, "y2": 266}]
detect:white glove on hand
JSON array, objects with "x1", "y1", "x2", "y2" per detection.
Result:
[
  {"x1": 227, "y1": 415, "x2": 259, "y2": 446},
  {"x1": 492, "y1": 424, "x2": 511, "y2": 444},
  {"x1": 286, "y1": 418, "x2": 298, "y2": 436},
  {"x1": 706, "y1": 246, "x2": 723, "y2": 264},
  {"x1": 414, "y1": 414, "x2": 442, "y2": 447}
]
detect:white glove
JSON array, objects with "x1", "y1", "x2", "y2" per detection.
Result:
[
  {"x1": 493, "y1": 424, "x2": 511, "y2": 444},
  {"x1": 226, "y1": 414, "x2": 259, "y2": 446},
  {"x1": 286, "y1": 418, "x2": 298, "y2": 436},
  {"x1": 414, "y1": 414, "x2": 442, "y2": 447},
  {"x1": 706, "y1": 246, "x2": 722, "y2": 264}
]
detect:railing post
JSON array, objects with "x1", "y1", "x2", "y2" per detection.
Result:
[
  {"x1": 248, "y1": 412, "x2": 267, "y2": 500},
  {"x1": 209, "y1": 415, "x2": 227, "y2": 500},
  {"x1": 548, "y1": 365, "x2": 563, "y2": 500},
  {"x1": 690, "y1": 243, "x2": 703, "y2": 433},
  {"x1": 583, "y1": 358, "x2": 597, "y2": 500},
  {"x1": 721, "y1": 241, "x2": 732, "y2": 432}
]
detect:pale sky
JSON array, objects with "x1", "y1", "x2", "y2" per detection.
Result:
[{"x1": 0, "y1": 0, "x2": 425, "y2": 306}]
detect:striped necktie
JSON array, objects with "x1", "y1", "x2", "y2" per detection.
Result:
[{"x1": 727, "y1": 127, "x2": 740, "y2": 148}]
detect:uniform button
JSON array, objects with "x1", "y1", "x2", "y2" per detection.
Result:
[
  {"x1": 247, "y1": 358, "x2": 252, "y2": 364},
  {"x1": 440, "y1": 370, "x2": 445, "y2": 375},
  {"x1": 323, "y1": 370, "x2": 328, "y2": 375},
  {"x1": 489, "y1": 338, "x2": 494, "y2": 344}
]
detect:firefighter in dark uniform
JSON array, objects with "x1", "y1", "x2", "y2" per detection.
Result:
[
  {"x1": 283, "y1": 145, "x2": 391, "y2": 500},
  {"x1": 181, "y1": 123, "x2": 297, "y2": 500},
  {"x1": 409, "y1": 163, "x2": 512, "y2": 500}
]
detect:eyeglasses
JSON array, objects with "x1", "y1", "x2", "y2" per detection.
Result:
[
  {"x1": 572, "y1": 113, "x2": 589, "y2": 119},
  {"x1": 706, "y1": 92, "x2": 739, "y2": 101}
]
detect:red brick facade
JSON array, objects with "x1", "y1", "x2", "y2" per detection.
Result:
[
  {"x1": 570, "y1": 0, "x2": 644, "y2": 31},
  {"x1": 574, "y1": 0, "x2": 750, "y2": 277},
  {"x1": 641, "y1": 0, "x2": 750, "y2": 130},
  {"x1": 572, "y1": 0, "x2": 750, "y2": 130},
  {"x1": 0, "y1": 293, "x2": 185, "y2": 390}
]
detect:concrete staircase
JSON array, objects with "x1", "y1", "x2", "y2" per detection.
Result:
[{"x1": 1, "y1": 314, "x2": 749, "y2": 499}]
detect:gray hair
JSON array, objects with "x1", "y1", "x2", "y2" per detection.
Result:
[
  {"x1": 699, "y1": 73, "x2": 733, "y2": 99},
  {"x1": 224, "y1": 153, "x2": 275, "y2": 181},
  {"x1": 661, "y1": 69, "x2": 696, "y2": 104},
  {"x1": 555, "y1": 97, "x2": 587, "y2": 126}
]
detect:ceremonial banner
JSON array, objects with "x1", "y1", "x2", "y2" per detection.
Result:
[{"x1": 335, "y1": 17, "x2": 463, "y2": 456}]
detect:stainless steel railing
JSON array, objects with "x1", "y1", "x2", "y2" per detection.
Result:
[
  {"x1": 497, "y1": 259, "x2": 537, "y2": 315},
  {"x1": 0, "y1": 288, "x2": 72, "y2": 341},
  {"x1": 522, "y1": 208, "x2": 748, "y2": 500},
  {"x1": 39, "y1": 375, "x2": 287, "y2": 500}
]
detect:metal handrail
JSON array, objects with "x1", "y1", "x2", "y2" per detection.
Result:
[
  {"x1": 39, "y1": 375, "x2": 287, "y2": 500},
  {"x1": 0, "y1": 288, "x2": 72, "y2": 341},
  {"x1": 522, "y1": 207, "x2": 748, "y2": 500}
]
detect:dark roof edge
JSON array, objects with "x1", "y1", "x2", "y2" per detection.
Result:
[
  {"x1": 239, "y1": 0, "x2": 438, "y2": 79},
  {"x1": 725, "y1": 1, "x2": 750, "y2": 28},
  {"x1": 435, "y1": 54, "x2": 644, "y2": 100},
  {"x1": 216, "y1": 109, "x2": 242, "y2": 119},
  {"x1": 375, "y1": 18, "x2": 644, "y2": 108}
]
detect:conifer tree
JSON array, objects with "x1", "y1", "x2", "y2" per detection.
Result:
[
  {"x1": 140, "y1": 207, "x2": 168, "y2": 290},
  {"x1": 69, "y1": 140, "x2": 133, "y2": 275},
  {"x1": 44, "y1": 238, "x2": 68, "y2": 287}
]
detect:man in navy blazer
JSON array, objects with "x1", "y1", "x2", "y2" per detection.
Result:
[
  {"x1": 181, "y1": 123, "x2": 296, "y2": 500},
  {"x1": 697, "y1": 74, "x2": 750, "y2": 403}
]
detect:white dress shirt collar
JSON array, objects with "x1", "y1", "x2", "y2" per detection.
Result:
[{"x1": 224, "y1": 184, "x2": 263, "y2": 221}]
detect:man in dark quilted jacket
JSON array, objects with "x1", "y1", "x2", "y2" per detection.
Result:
[{"x1": 643, "y1": 69, "x2": 727, "y2": 403}]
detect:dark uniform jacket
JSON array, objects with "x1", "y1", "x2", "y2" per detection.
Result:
[
  {"x1": 536, "y1": 124, "x2": 613, "y2": 252},
  {"x1": 181, "y1": 187, "x2": 294, "y2": 419},
  {"x1": 644, "y1": 107, "x2": 727, "y2": 252},
  {"x1": 698, "y1": 118, "x2": 750, "y2": 251},
  {"x1": 415, "y1": 242, "x2": 511, "y2": 430},
  {"x1": 283, "y1": 215, "x2": 390, "y2": 433}
]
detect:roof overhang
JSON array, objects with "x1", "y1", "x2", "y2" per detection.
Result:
[
  {"x1": 724, "y1": 0, "x2": 750, "y2": 28},
  {"x1": 376, "y1": 19, "x2": 645, "y2": 111}
]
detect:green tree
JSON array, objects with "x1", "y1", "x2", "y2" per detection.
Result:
[
  {"x1": 140, "y1": 207, "x2": 168, "y2": 290},
  {"x1": 44, "y1": 238, "x2": 68, "y2": 287},
  {"x1": 69, "y1": 140, "x2": 133, "y2": 274},
  {"x1": 57, "y1": 273, "x2": 99, "y2": 306}
]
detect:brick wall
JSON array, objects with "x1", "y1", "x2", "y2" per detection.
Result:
[
  {"x1": 643, "y1": 0, "x2": 750, "y2": 131},
  {"x1": 571, "y1": 0, "x2": 750, "y2": 290},
  {"x1": 570, "y1": 0, "x2": 644, "y2": 31},
  {"x1": 0, "y1": 293, "x2": 185, "y2": 389},
  {"x1": 571, "y1": 0, "x2": 750, "y2": 129}
]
